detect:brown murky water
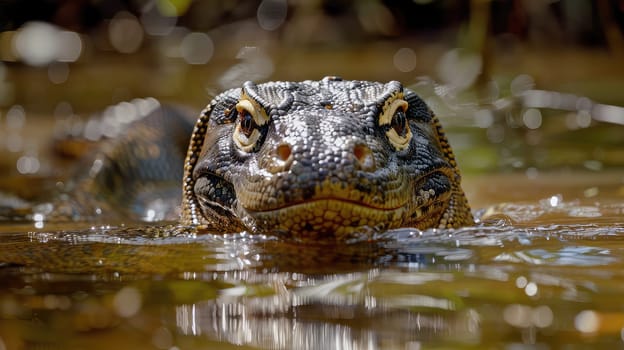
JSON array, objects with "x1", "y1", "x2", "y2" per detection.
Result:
[
  {"x1": 1, "y1": 155, "x2": 624, "y2": 350},
  {"x1": 1, "y1": 24, "x2": 624, "y2": 350},
  {"x1": 2, "y1": 106, "x2": 624, "y2": 349}
]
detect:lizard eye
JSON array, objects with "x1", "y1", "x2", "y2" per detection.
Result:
[
  {"x1": 232, "y1": 98, "x2": 269, "y2": 152},
  {"x1": 391, "y1": 109, "x2": 408, "y2": 137},
  {"x1": 379, "y1": 98, "x2": 412, "y2": 151},
  {"x1": 238, "y1": 110, "x2": 255, "y2": 137}
]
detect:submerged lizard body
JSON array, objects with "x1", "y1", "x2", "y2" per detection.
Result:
[{"x1": 181, "y1": 77, "x2": 473, "y2": 239}]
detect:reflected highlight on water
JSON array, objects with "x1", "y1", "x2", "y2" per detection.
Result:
[{"x1": 1, "y1": 195, "x2": 624, "y2": 348}]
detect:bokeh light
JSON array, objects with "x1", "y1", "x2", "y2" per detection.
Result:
[
  {"x1": 393, "y1": 48, "x2": 417, "y2": 73},
  {"x1": 503, "y1": 304, "x2": 532, "y2": 328},
  {"x1": 474, "y1": 109, "x2": 494, "y2": 128},
  {"x1": 113, "y1": 286, "x2": 142, "y2": 318},
  {"x1": 16, "y1": 155, "x2": 40, "y2": 174},
  {"x1": 56, "y1": 31, "x2": 82, "y2": 62},
  {"x1": 257, "y1": 0, "x2": 288, "y2": 31},
  {"x1": 438, "y1": 49, "x2": 482, "y2": 91},
  {"x1": 522, "y1": 108, "x2": 542, "y2": 129},
  {"x1": 13, "y1": 22, "x2": 59, "y2": 66},
  {"x1": 109, "y1": 12, "x2": 144, "y2": 54},
  {"x1": 503, "y1": 304, "x2": 553, "y2": 329},
  {"x1": 180, "y1": 32, "x2": 214, "y2": 65},
  {"x1": 0, "y1": 3, "x2": 623, "y2": 349},
  {"x1": 141, "y1": 2, "x2": 177, "y2": 36},
  {"x1": 11, "y1": 22, "x2": 82, "y2": 66},
  {"x1": 6, "y1": 105, "x2": 25, "y2": 130},
  {"x1": 575, "y1": 310, "x2": 599, "y2": 333}
]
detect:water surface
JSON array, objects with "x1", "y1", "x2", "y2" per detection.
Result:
[{"x1": 1, "y1": 171, "x2": 623, "y2": 349}]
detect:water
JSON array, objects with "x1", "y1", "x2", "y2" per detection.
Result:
[
  {"x1": 1, "y1": 97, "x2": 623, "y2": 350},
  {"x1": 1, "y1": 171, "x2": 623, "y2": 349},
  {"x1": 1, "y1": 37, "x2": 624, "y2": 350},
  {"x1": 1, "y1": 95, "x2": 624, "y2": 350},
  {"x1": 2, "y1": 3, "x2": 624, "y2": 348}
]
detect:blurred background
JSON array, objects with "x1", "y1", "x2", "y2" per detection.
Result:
[{"x1": 0, "y1": 0, "x2": 623, "y2": 205}]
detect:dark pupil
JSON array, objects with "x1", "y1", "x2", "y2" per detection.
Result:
[
  {"x1": 239, "y1": 111, "x2": 254, "y2": 137},
  {"x1": 391, "y1": 111, "x2": 407, "y2": 136}
]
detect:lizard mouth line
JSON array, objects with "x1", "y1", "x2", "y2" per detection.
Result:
[
  {"x1": 239, "y1": 169, "x2": 454, "y2": 214},
  {"x1": 242, "y1": 197, "x2": 409, "y2": 214}
]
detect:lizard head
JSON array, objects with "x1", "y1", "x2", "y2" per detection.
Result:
[{"x1": 182, "y1": 77, "x2": 472, "y2": 240}]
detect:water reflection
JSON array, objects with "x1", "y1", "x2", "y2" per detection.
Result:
[
  {"x1": 481, "y1": 195, "x2": 622, "y2": 224},
  {"x1": 494, "y1": 246, "x2": 617, "y2": 266},
  {"x1": 173, "y1": 272, "x2": 480, "y2": 349},
  {"x1": 1, "y1": 190, "x2": 624, "y2": 348},
  {"x1": 523, "y1": 89, "x2": 624, "y2": 126},
  {"x1": 2, "y1": 196, "x2": 624, "y2": 274},
  {"x1": 1, "y1": 210, "x2": 624, "y2": 348}
]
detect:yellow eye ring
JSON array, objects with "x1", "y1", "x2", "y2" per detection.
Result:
[
  {"x1": 232, "y1": 95, "x2": 270, "y2": 152},
  {"x1": 379, "y1": 99, "x2": 408, "y2": 125},
  {"x1": 379, "y1": 98, "x2": 412, "y2": 151}
]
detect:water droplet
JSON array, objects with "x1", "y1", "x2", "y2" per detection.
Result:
[{"x1": 548, "y1": 195, "x2": 562, "y2": 207}]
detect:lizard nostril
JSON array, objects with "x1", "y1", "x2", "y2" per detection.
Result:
[
  {"x1": 353, "y1": 144, "x2": 375, "y2": 171},
  {"x1": 276, "y1": 143, "x2": 292, "y2": 161}
]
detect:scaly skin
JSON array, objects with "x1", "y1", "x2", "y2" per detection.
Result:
[
  {"x1": 182, "y1": 77, "x2": 473, "y2": 239},
  {"x1": 0, "y1": 78, "x2": 473, "y2": 272},
  {"x1": 47, "y1": 102, "x2": 195, "y2": 223}
]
